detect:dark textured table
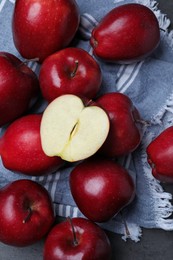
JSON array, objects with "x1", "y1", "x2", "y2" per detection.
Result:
[{"x1": 0, "y1": 1, "x2": 173, "y2": 259}]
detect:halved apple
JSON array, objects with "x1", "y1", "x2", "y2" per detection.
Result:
[{"x1": 40, "y1": 94, "x2": 110, "y2": 162}]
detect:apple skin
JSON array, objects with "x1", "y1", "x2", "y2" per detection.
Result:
[
  {"x1": 147, "y1": 126, "x2": 173, "y2": 183},
  {"x1": 44, "y1": 217, "x2": 112, "y2": 260},
  {"x1": 0, "y1": 179, "x2": 55, "y2": 247},
  {"x1": 12, "y1": 0, "x2": 80, "y2": 62},
  {"x1": 39, "y1": 47, "x2": 102, "y2": 102},
  {"x1": 0, "y1": 114, "x2": 64, "y2": 176},
  {"x1": 90, "y1": 3, "x2": 160, "y2": 63},
  {"x1": 96, "y1": 92, "x2": 141, "y2": 157},
  {"x1": 0, "y1": 52, "x2": 40, "y2": 127},
  {"x1": 70, "y1": 157, "x2": 135, "y2": 222}
]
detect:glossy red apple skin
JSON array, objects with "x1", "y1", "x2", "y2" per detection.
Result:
[
  {"x1": 0, "y1": 52, "x2": 40, "y2": 127},
  {"x1": 147, "y1": 126, "x2": 173, "y2": 183},
  {"x1": 97, "y1": 92, "x2": 141, "y2": 157},
  {"x1": 70, "y1": 157, "x2": 135, "y2": 222},
  {"x1": 44, "y1": 217, "x2": 112, "y2": 260},
  {"x1": 39, "y1": 47, "x2": 102, "y2": 102},
  {"x1": 12, "y1": 0, "x2": 80, "y2": 62},
  {"x1": 0, "y1": 179, "x2": 55, "y2": 247},
  {"x1": 0, "y1": 114, "x2": 63, "y2": 176},
  {"x1": 90, "y1": 3, "x2": 160, "y2": 63}
]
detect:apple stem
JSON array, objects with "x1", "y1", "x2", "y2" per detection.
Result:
[
  {"x1": 67, "y1": 216, "x2": 78, "y2": 246},
  {"x1": 120, "y1": 212, "x2": 130, "y2": 238},
  {"x1": 91, "y1": 37, "x2": 98, "y2": 49},
  {"x1": 23, "y1": 57, "x2": 40, "y2": 64},
  {"x1": 85, "y1": 99, "x2": 93, "y2": 107},
  {"x1": 135, "y1": 118, "x2": 151, "y2": 127},
  {"x1": 0, "y1": 137, "x2": 3, "y2": 156},
  {"x1": 23, "y1": 207, "x2": 32, "y2": 224},
  {"x1": 71, "y1": 60, "x2": 79, "y2": 78},
  {"x1": 160, "y1": 27, "x2": 166, "y2": 32},
  {"x1": 18, "y1": 57, "x2": 39, "y2": 67}
]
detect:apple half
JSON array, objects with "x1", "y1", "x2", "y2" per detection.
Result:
[{"x1": 40, "y1": 94, "x2": 110, "y2": 162}]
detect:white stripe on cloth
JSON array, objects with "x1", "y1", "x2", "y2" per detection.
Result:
[
  {"x1": 50, "y1": 172, "x2": 61, "y2": 202},
  {"x1": 79, "y1": 13, "x2": 98, "y2": 40},
  {"x1": 8, "y1": 0, "x2": 15, "y2": 4},
  {"x1": 72, "y1": 207, "x2": 79, "y2": 218},
  {"x1": 32, "y1": 171, "x2": 61, "y2": 202},
  {"x1": 116, "y1": 61, "x2": 144, "y2": 93},
  {"x1": 57, "y1": 204, "x2": 64, "y2": 216},
  {"x1": 0, "y1": 0, "x2": 7, "y2": 12}
]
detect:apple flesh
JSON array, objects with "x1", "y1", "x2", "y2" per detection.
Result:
[
  {"x1": 90, "y1": 3, "x2": 160, "y2": 63},
  {"x1": 12, "y1": 0, "x2": 80, "y2": 62},
  {"x1": 40, "y1": 94, "x2": 110, "y2": 162},
  {"x1": 0, "y1": 52, "x2": 40, "y2": 127},
  {"x1": 44, "y1": 217, "x2": 112, "y2": 260},
  {"x1": 97, "y1": 92, "x2": 141, "y2": 157},
  {"x1": 39, "y1": 47, "x2": 102, "y2": 102},
  {"x1": 0, "y1": 114, "x2": 63, "y2": 176},
  {"x1": 70, "y1": 157, "x2": 135, "y2": 222},
  {"x1": 147, "y1": 126, "x2": 173, "y2": 183},
  {"x1": 0, "y1": 179, "x2": 55, "y2": 247}
]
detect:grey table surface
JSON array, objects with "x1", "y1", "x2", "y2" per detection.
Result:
[{"x1": 1, "y1": 0, "x2": 173, "y2": 259}]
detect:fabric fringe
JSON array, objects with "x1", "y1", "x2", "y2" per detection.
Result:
[
  {"x1": 140, "y1": 131, "x2": 173, "y2": 231},
  {"x1": 121, "y1": 224, "x2": 142, "y2": 242},
  {"x1": 147, "y1": 1, "x2": 173, "y2": 127},
  {"x1": 151, "y1": 91, "x2": 173, "y2": 125},
  {"x1": 166, "y1": 30, "x2": 173, "y2": 49}
]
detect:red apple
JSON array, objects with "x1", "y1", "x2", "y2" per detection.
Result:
[
  {"x1": 44, "y1": 217, "x2": 112, "y2": 260},
  {"x1": 97, "y1": 92, "x2": 142, "y2": 157},
  {"x1": 70, "y1": 157, "x2": 135, "y2": 222},
  {"x1": 90, "y1": 3, "x2": 160, "y2": 63},
  {"x1": 0, "y1": 52, "x2": 40, "y2": 127},
  {"x1": 0, "y1": 179, "x2": 55, "y2": 247},
  {"x1": 39, "y1": 47, "x2": 102, "y2": 102},
  {"x1": 12, "y1": 0, "x2": 80, "y2": 62},
  {"x1": 147, "y1": 126, "x2": 173, "y2": 183},
  {"x1": 0, "y1": 114, "x2": 63, "y2": 176}
]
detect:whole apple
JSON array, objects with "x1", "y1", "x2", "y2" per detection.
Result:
[
  {"x1": 90, "y1": 3, "x2": 160, "y2": 63},
  {"x1": 40, "y1": 94, "x2": 110, "y2": 162},
  {"x1": 147, "y1": 126, "x2": 173, "y2": 183},
  {"x1": 97, "y1": 92, "x2": 142, "y2": 157},
  {"x1": 39, "y1": 47, "x2": 102, "y2": 102},
  {"x1": 0, "y1": 52, "x2": 40, "y2": 127},
  {"x1": 70, "y1": 156, "x2": 135, "y2": 222},
  {"x1": 44, "y1": 217, "x2": 112, "y2": 260},
  {"x1": 0, "y1": 179, "x2": 55, "y2": 247},
  {"x1": 12, "y1": 0, "x2": 80, "y2": 62},
  {"x1": 0, "y1": 114, "x2": 64, "y2": 176}
]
